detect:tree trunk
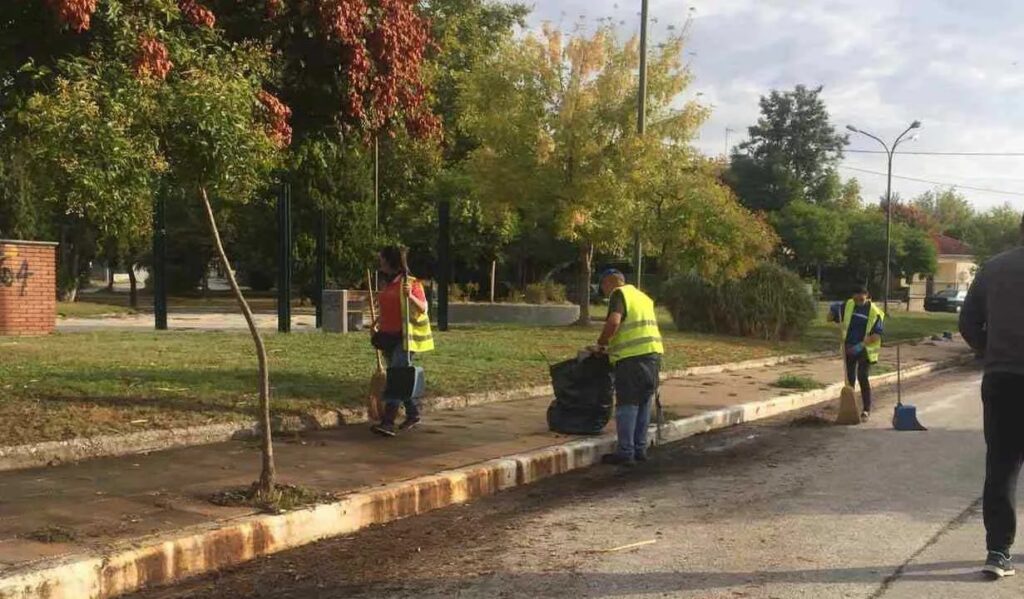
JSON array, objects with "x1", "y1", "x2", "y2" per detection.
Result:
[
  {"x1": 63, "y1": 245, "x2": 81, "y2": 303},
  {"x1": 199, "y1": 187, "x2": 276, "y2": 500},
  {"x1": 106, "y1": 261, "x2": 116, "y2": 292},
  {"x1": 575, "y1": 242, "x2": 593, "y2": 327},
  {"x1": 127, "y1": 265, "x2": 139, "y2": 309}
]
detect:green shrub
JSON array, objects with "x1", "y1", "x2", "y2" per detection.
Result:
[
  {"x1": 524, "y1": 283, "x2": 546, "y2": 304},
  {"x1": 506, "y1": 289, "x2": 526, "y2": 303},
  {"x1": 449, "y1": 284, "x2": 468, "y2": 303},
  {"x1": 543, "y1": 280, "x2": 568, "y2": 304},
  {"x1": 663, "y1": 263, "x2": 816, "y2": 341}
]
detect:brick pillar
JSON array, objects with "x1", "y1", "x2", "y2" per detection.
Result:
[{"x1": 0, "y1": 240, "x2": 58, "y2": 336}]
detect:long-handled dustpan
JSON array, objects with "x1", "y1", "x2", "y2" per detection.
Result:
[
  {"x1": 836, "y1": 345, "x2": 862, "y2": 425},
  {"x1": 365, "y1": 270, "x2": 386, "y2": 422},
  {"x1": 892, "y1": 345, "x2": 927, "y2": 431}
]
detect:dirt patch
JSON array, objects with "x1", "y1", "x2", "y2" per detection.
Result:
[
  {"x1": 789, "y1": 414, "x2": 834, "y2": 428},
  {"x1": 209, "y1": 484, "x2": 337, "y2": 514},
  {"x1": 25, "y1": 525, "x2": 78, "y2": 544}
]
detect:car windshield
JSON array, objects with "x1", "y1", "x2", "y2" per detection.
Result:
[{"x1": 935, "y1": 289, "x2": 959, "y2": 298}]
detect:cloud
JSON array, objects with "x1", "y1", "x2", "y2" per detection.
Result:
[{"x1": 524, "y1": 0, "x2": 1024, "y2": 212}]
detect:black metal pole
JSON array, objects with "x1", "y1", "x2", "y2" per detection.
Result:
[
  {"x1": 277, "y1": 183, "x2": 292, "y2": 333},
  {"x1": 316, "y1": 206, "x2": 326, "y2": 329},
  {"x1": 153, "y1": 195, "x2": 168, "y2": 330},
  {"x1": 374, "y1": 136, "x2": 380, "y2": 232},
  {"x1": 633, "y1": 0, "x2": 649, "y2": 289},
  {"x1": 437, "y1": 200, "x2": 451, "y2": 332}
]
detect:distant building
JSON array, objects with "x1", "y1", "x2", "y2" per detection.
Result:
[{"x1": 905, "y1": 234, "x2": 976, "y2": 312}]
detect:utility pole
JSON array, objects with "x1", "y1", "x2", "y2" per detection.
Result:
[{"x1": 633, "y1": 0, "x2": 649, "y2": 290}]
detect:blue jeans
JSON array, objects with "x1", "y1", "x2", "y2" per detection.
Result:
[
  {"x1": 384, "y1": 349, "x2": 420, "y2": 420},
  {"x1": 615, "y1": 397, "x2": 652, "y2": 459}
]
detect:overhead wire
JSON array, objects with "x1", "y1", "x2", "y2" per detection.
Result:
[{"x1": 838, "y1": 165, "x2": 1024, "y2": 197}]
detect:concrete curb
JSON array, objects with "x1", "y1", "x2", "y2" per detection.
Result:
[
  {"x1": 0, "y1": 351, "x2": 827, "y2": 473},
  {"x1": 0, "y1": 352, "x2": 972, "y2": 599}
]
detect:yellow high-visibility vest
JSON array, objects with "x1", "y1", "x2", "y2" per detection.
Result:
[
  {"x1": 402, "y1": 276, "x2": 435, "y2": 353},
  {"x1": 608, "y1": 285, "x2": 664, "y2": 364},
  {"x1": 842, "y1": 298, "x2": 883, "y2": 363}
]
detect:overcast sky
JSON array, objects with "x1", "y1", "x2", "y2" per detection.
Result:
[{"x1": 524, "y1": 0, "x2": 1024, "y2": 212}]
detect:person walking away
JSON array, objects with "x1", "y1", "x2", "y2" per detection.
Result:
[
  {"x1": 370, "y1": 246, "x2": 434, "y2": 437},
  {"x1": 960, "y1": 213, "x2": 1024, "y2": 580},
  {"x1": 828, "y1": 286, "x2": 884, "y2": 421},
  {"x1": 592, "y1": 269, "x2": 664, "y2": 466}
]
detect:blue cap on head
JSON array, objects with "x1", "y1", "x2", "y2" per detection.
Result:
[{"x1": 599, "y1": 268, "x2": 624, "y2": 280}]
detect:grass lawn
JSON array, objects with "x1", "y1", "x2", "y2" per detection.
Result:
[
  {"x1": 0, "y1": 309, "x2": 959, "y2": 446},
  {"x1": 57, "y1": 301, "x2": 138, "y2": 319}
]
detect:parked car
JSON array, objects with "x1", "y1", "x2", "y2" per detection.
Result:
[{"x1": 924, "y1": 288, "x2": 968, "y2": 313}]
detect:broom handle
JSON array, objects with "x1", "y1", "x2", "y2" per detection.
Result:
[
  {"x1": 366, "y1": 270, "x2": 385, "y2": 372},
  {"x1": 896, "y1": 344, "x2": 902, "y2": 407}
]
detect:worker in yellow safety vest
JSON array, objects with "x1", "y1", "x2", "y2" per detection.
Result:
[
  {"x1": 370, "y1": 245, "x2": 434, "y2": 437},
  {"x1": 592, "y1": 269, "x2": 664, "y2": 466},
  {"x1": 828, "y1": 285, "x2": 884, "y2": 422}
]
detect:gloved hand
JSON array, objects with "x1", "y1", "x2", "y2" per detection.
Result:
[{"x1": 846, "y1": 342, "x2": 865, "y2": 357}]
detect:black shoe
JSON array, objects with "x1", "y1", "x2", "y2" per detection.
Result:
[
  {"x1": 634, "y1": 452, "x2": 648, "y2": 463},
  {"x1": 371, "y1": 422, "x2": 397, "y2": 437},
  {"x1": 983, "y1": 551, "x2": 1015, "y2": 579},
  {"x1": 398, "y1": 417, "x2": 421, "y2": 431},
  {"x1": 601, "y1": 453, "x2": 635, "y2": 466}
]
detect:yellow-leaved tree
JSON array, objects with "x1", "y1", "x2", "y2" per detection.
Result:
[{"x1": 461, "y1": 24, "x2": 774, "y2": 323}]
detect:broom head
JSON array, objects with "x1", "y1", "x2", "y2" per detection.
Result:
[
  {"x1": 835, "y1": 385, "x2": 863, "y2": 425},
  {"x1": 367, "y1": 366, "x2": 387, "y2": 422}
]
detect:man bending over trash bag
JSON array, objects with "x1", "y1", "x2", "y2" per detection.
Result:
[{"x1": 590, "y1": 269, "x2": 664, "y2": 466}]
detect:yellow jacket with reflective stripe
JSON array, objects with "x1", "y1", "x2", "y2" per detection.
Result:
[
  {"x1": 842, "y1": 298, "x2": 883, "y2": 363},
  {"x1": 402, "y1": 277, "x2": 435, "y2": 353},
  {"x1": 609, "y1": 285, "x2": 664, "y2": 364}
]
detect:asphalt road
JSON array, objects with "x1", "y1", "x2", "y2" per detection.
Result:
[{"x1": 129, "y1": 366, "x2": 1022, "y2": 599}]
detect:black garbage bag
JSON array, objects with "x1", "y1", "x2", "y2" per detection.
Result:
[{"x1": 546, "y1": 353, "x2": 614, "y2": 435}]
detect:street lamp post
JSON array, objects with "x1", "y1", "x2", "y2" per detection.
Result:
[
  {"x1": 632, "y1": 0, "x2": 650, "y2": 290},
  {"x1": 845, "y1": 121, "x2": 922, "y2": 314}
]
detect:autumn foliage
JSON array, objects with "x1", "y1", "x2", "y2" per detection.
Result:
[
  {"x1": 178, "y1": 0, "x2": 216, "y2": 29},
  {"x1": 318, "y1": 0, "x2": 440, "y2": 137},
  {"x1": 134, "y1": 35, "x2": 173, "y2": 81},
  {"x1": 46, "y1": 0, "x2": 98, "y2": 32},
  {"x1": 258, "y1": 91, "x2": 294, "y2": 149},
  {"x1": 44, "y1": 0, "x2": 439, "y2": 140}
]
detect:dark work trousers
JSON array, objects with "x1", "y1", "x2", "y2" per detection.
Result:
[
  {"x1": 983, "y1": 372, "x2": 1024, "y2": 554},
  {"x1": 844, "y1": 350, "x2": 872, "y2": 412},
  {"x1": 613, "y1": 354, "x2": 661, "y2": 459}
]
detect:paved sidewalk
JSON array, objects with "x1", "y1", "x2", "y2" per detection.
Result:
[
  {"x1": 0, "y1": 340, "x2": 968, "y2": 577},
  {"x1": 58, "y1": 313, "x2": 318, "y2": 333}
]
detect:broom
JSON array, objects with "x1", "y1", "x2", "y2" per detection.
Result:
[
  {"x1": 365, "y1": 270, "x2": 386, "y2": 422},
  {"x1": 836, "y1": 342, "x2": 863, "y2": 425}
]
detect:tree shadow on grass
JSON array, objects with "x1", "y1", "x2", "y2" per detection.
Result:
[{"x1": 26, "y1": 368, "x2": 371, "y2": 416}]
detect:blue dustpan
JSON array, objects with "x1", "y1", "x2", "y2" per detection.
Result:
[{"x1": 892, "y1": 346, "x2": 927, "y2": 431}]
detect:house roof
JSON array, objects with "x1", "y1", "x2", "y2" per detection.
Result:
[{"x1": 931, "y1": 233, "x2": 972, "y2": 256}]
